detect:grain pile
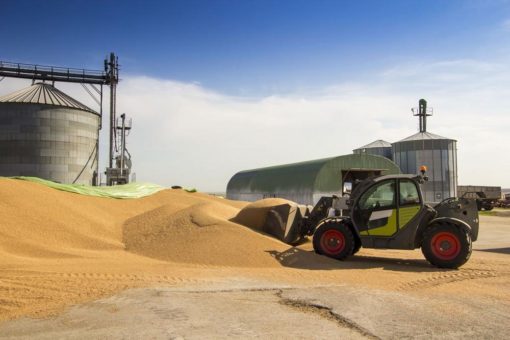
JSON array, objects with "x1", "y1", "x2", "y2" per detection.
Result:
[
  {"x1": 0, "y1": 178, "x2": 290, "y2": 267},
  {"x1": 123, "y1": 200, "x2": 290, "y2": 266},
  {"x1": 0, "y1": 178, "x2": 296, "y2": 320}
]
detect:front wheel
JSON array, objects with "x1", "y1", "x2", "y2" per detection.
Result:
[
  {"x1": 421, "y1": 224, "x2": 472, "y2": 269},
  {"x1": 352, "y1": 239, "x2": 362, "y2": 255},
  {"x1": 313, "y1": 221, "x2": 354, "y2": 260}
]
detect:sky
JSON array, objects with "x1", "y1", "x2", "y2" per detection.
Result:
[{"x1": 1, "y1": 0, "x2": 510, "y2": 191}]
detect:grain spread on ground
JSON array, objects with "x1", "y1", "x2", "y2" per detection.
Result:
[{"x1": 0, "y1": 177, "x2": 509, "y2": 328}]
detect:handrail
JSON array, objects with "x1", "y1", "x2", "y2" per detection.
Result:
[{"x1": 0, "y1": 60, "x2": 114, "y2": 84}]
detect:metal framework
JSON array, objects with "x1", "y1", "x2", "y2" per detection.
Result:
[
  {"x1": 412, "y1": 99, "x2": 433, "y2": 133},
  {"x1": 0, "y1": 61, "x2": 109, "y2": 84},
  {"x1": 0, "y1": 53, "x2": 120, "y2": 185}
]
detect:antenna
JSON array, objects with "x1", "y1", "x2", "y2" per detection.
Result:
[{"x1": 411, "y1": 99, "x2": 433, "y2": 132}]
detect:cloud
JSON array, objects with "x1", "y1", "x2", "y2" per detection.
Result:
[
  {"x1": 1, "y1": 58, "x2": 509, "y2": 191},
  {"x1": 381, "y1": 59, "x2": 501, "y2": 84},
  {"x1": 114, "y1": 77, "x2": 395, "y2": 190},
  {"x1": 117, "y1": 61, "x2": 509, "y2": 190}
]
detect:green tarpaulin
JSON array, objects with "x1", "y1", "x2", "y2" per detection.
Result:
[{"x1": 10, "y1": 176, "x2": 165, "y2": 199}]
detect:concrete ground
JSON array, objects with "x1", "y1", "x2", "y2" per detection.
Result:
[{"x1": 1, "y1": 213, "x2": 509, "y2": 339}]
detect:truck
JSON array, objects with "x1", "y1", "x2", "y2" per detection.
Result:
[
  {"x1": 460, "y1": 191, "x2": 496, "y2": 211},
  {"x1": 457, "y1": 185, "x2": 502, "y2": 211}
]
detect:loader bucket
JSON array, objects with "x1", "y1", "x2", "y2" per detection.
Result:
[{"x1": 263, "y1": 203, "x2": 309, "y2": 244}]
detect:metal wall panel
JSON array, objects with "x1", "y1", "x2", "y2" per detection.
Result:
[
  {"x1": 0, "y1": 103, "x2": 99, "y2": 185},
  {"x1": 226, "y1": 154, "x2": 401, "y2": 205},
  {"x1": 393, "y1": 138, "x2": 457, "y2": 203}
]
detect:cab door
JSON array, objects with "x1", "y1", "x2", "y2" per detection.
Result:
[
  {"x1": 397, "y1": 179, "x2": 422, "y2": 229},
  {"x1": 352, "y1": 180, "x2": 398, "y2": 237}
]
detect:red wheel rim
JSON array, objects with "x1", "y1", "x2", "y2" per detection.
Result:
[
  {"x1": 320, "y1": 229, "x2": 345, "y2": 255},
  {"x1": 431, "y1": 232, "x2": 460, "y2": 260}
]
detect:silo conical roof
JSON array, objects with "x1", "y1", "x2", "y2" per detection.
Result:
[
  {"x1": 0, "y1": 83, "x2": 97, "y2": 114},
  {"x1": 354, "y1": 139, "x2": 392, "y2": 150},
  {"x1": 396, "y1": 131, "x2": 455, "y2": 142}
]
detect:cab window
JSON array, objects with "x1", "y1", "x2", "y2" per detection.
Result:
[
  {"x1": 399, "y1": 180, "x2": 420, "y2": 206},
  {"x1": 358, "y1": 180, "x2": 396, "y2": 210}
]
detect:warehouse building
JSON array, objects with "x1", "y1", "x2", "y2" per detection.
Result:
[{"x1": 227, "y1": 154, "x2": 401, "y2": 205}]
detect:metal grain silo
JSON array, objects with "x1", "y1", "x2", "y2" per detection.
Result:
[
  {"x1": 392, "y1": 99, "x2": 457, "y2": 203},
  {"x1": 0, "y1": 83, "x2": 100, "y2": 185},
  {"x1": 353, "y1": 139, "x2": 393, "y2": 160}
]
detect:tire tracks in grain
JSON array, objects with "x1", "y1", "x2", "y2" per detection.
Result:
[{"x1": 397, "y1": 268, "x2": 507, "y2": 291}]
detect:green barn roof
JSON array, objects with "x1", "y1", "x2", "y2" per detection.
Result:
[{"x1": 227, "y1": 154, "x2": 401, "y2": 204}]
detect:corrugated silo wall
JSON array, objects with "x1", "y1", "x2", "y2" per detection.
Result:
[
  {"x1": 393, "y1": 139, "x2": 457, "y2": 203},
  {"x1": 0, "y1": 103, "x2": 100, "y2": 185}
]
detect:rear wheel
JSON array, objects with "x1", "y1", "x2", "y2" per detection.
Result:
[
  {"x1": 313, "y1": 221, "x2": 354, "y2": 260},
  {"x1": 421, "y1": 224, "x2": 472, "y2": 269}
]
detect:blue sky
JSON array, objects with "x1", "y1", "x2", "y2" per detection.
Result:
[
  {"x1": 1, "y1": 0, "x2": 510, "y2": 190},
  {"x1": 3, "y1": 0, "x2": 509, "y2": 95}
]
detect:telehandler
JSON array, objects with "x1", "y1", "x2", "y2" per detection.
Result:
[{"x1": 263, "y1": 167, "x2": 479, "y2": 268}]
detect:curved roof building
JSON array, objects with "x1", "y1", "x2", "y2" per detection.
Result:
[
  {"x1": 0, "y1": 83, "x2": 100, "y2": 185},
  {"x1": 227, "y1": 154, "x2": 401, "y2": 205}
]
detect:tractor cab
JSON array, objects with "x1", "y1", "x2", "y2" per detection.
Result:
[{"x1": 350, "y1": 175, "x2": 424, "y2": 238}]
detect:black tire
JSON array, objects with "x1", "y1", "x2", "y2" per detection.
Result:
[
  {"x1": 484, "y1": 205, "x2": 494, "y2": 211},
  {"x1": 352, "y1": 237, "x2": 362, "y2": 255},
  {"x1": 421, "y1": 224, "x2": 472, "y2": 269},
  {"x1": 313, "y1": 221, "x2": 354, "y2": 260}
]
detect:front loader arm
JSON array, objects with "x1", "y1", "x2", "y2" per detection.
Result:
[{"x1": 301, "y1": 196, "x2": 335, "y2": 236}]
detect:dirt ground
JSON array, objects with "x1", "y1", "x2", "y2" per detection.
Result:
[{"x1": 0, "y1": 179, "x2": 509, "y2": 339}]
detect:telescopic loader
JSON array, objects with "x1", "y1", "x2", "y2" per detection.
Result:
[{"x1": 263, "y1": 167, "x2": 479, "y2": 268}]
